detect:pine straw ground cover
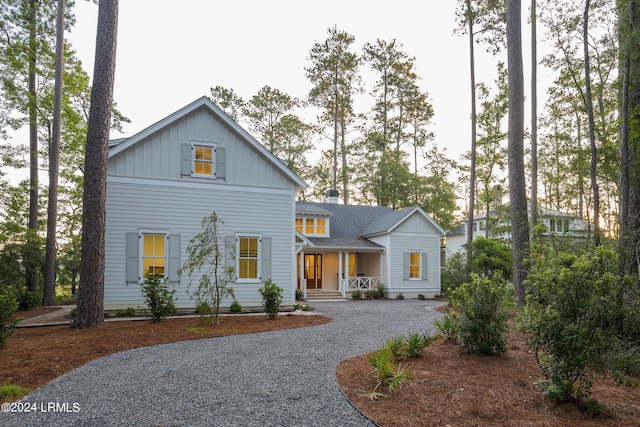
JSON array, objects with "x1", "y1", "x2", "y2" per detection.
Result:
[
  {"x1": 336, "y1": 330, "x2": 640, "y2": 426},
  {"x1": 1, "y1": 306, "x2": 331, "y2": 403}
]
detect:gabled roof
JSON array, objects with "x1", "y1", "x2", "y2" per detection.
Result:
[
  {"x1": 107, "y1": 96, "x2": 306, "y2": 190},
  {"x1": 296, "y1": 202, "x2": 444, "y2": 250},
  {"x1": 363, "y1": 206, "x2": 445, "y2": 237}
]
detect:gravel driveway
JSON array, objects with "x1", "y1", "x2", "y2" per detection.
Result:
[{"x1": 1, "y1": 300, "x2": 443, "y2": 427}]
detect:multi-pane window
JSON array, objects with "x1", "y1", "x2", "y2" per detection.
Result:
[
  {"x1": 295, "y1": 217, "x2": 329, "y2": 237},
  {"x1": 238, "y1": 236, "x2": 259, "y2": 279},
  {"x1": 409, "y1": 252, "x2": 421, "y2": 279},
  {"x1": 193, "y1": 144, "x2": 214, "y2": 176},
  {"x1": 142, "y1": 233, "x2": 166, "y2": 278},
  {"x1": 549, "y1": 218, "x2": 570, "y2": 233}
]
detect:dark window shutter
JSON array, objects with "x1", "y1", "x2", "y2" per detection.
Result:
[
  {"x1": 215, "y1": 147, "x2": 226, "y2": 180},
  {"x1": 260, "y1": 237, "x2": 272, "y2": 281},
  {"x1": 421, "y1": 252, "x2": 428, "y2": 280},
  {"x1": 126, "y1": 232, "x2": 140, "y2": 283},
  {"x1": 181, "y1": 143, "x2": 192, "y2": 176},
  {"x1": 403, "y1": 252, "x2": 410, "y2": 280}
]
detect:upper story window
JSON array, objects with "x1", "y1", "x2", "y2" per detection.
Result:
[
  {"x1": 192, "y1": 142, "x2": 216, "y2": 177},
  {"x1": 295, "y1": 217, "x2": 329, "y2": 237},
  {"x1": 181, "y1": 141, "x2": 226, "y2": 180},
  {"x1": 549, "y1": 218, "x2": 570, "y2": 233}
]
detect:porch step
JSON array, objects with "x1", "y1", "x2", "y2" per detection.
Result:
[{"x1": 303, "y1": 290, "x2": 346, "y2": 301}]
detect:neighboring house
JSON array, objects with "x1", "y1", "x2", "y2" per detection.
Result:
[
  {"x1": 104, "y1": 97, "x2": 306, "y2": 311},
  {"x1": 445, "y1": 204, "x2": 591, "y2": 259},
  {"x1": 295, "y1": 200, "x2": 445, "y2": 299}
]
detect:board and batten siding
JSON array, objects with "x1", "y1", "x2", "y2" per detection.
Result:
[
  {"x1": 104, "y1": 178, "x2": 297, "y2": 310},
  {"x1": 107, "y1": 107, "x2": 293, "y2": 190},
  {"x1": 368, "y1": 213, "x2": 442, "y2": 298}
]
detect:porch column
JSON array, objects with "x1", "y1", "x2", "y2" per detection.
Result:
[
  {"x1": 379, "y1": 251, "x2": 384, "y2": 289},
  {"x1": 338, "y1": 251, "x2": 343, "y2": 295},
  {"x1": 345, "y1": 251, "x2": 350, "y2": 282},
  {"x1": 299, "y1": 250, "x2": 306, "y2": 298}
]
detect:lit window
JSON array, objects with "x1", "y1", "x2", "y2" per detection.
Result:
[
  {"x1": 316, "y1": 219, "x2": 325, "y2": 234},
  {"x1": 295, "y1": 218, "x2": 303, "y2": 233},
  {"x1": 409, "y1": 252, "x2": 421, "y2": 279},
  {"x1": 305, "y1": 218, "x2": 314, "y2": 235},
  {"x1": 142, "y1": 233, "x2": 166, "y2": 278},
  {"x1": 349, "y1": 253, "x2": 357, "y2": 277},
  {"x1": 193, "y1": 144, "x2": 214, "y2": 176},
  {"x1": 238, "y1": 236, "x2": 259, "y2": 279}
]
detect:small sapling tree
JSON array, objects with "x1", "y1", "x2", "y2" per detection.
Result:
[
  {"x1": 259, "y1": 280, "x2": 283, "y2": 319},
  {"x1": 178, "y1": 212, "x2": 235, "y2": 325}
]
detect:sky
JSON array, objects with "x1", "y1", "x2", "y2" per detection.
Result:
[
  {"x1": 6, "y1": 1, "x2": 549, "y2": 187},
  {"x1": 66, "y1": 1, "x2": 546, "y2": 163}
]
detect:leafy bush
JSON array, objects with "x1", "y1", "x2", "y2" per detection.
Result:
[
  {"x1": 376, "y1": 283, "x2": 386, "y2": 299},
  {"x1": 450, "y1": 273, "x2": 511, "y2": 355},
  {"x1": 470, "y1": 237, "x2": 513, "y2": 279},
  {"x1": 295, "y1": 288, "x2": 304, "y2": 300},
  {"x1": 140, "y1": 274, "x2": 176, "y2": 323},
  {"x1": 15, "y1": 287, "x2": 39, "y2": 311},
  {"x1": 229, "y1": 299, "x2": 242, "y2": 313},
  {"x1": 521, "y1": 248, "x2": 628, "y2": 408},
  {"x1": 441, "y1": 252, "x2": 469, "y2": 296},
  {"x1": 0, "y1": 293, "x2": 20, "y2": 348},
  {"x1": 351, "y1": 289, "x2": 362, "y2": 300},
  {"x1": 259, "y1": 280, "x2": 283, "y2": 319}
]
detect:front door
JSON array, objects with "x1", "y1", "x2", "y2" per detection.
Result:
[{"x1": 304, "y1": 254, "x2": 322, "y2": 289}]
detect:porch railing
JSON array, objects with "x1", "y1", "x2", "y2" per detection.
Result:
[{"x1": 339, "y1": 277, "x2": 381, "y2": 297}]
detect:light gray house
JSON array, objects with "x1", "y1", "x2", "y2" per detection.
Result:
[
  {"x1": 103, "y1": 96, "x2": 444, "y2": 311},
  {"x1": 296, "y1": 201, "x2": 445, "y2": 300},
  {"x1": 445, "y1": 204, "x2": 591, "y2": 259},
  {"x1": 104, "y1": 96, "x2": 306, "y2": 311}
]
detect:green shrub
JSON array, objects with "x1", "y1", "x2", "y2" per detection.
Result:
[
  {"x1": 382, "y1": 335, "x2": 406, "y2": 360},
  {"x1": 433, "y1": 312, "x2": 460, "y2": 344},
  {"x1": 365, "y1": 350, "x2": 412, "y2": 399},
  {"x1": 229, "y1": 299, "x2": 242, "y2": 313},
  {"x1": 441, "y1": 252, "x2": 469, "y2": 296},
  {"x1": 351, "y1": 289, "x2": 362, "y2": 300},
  {"x1": 259, "y1": 280, "x2": 283, "y2": 319},
  {"x1": 295, "y1": 288, "x2": 304, "y2": 300},
  {"x1": 450, "y1": 273, "x2": 510, "y2": 356},
  {"x1": 376, "y1": 283, "x2": 386, "y2": 299},
  {"x1": 0, "y1": 293, "x2": 20, "y2": 348},
  {"x1": 140, "y1": 274, "x2": 176, "y2": 323},
  {"x1": 521, "y1": 249, "x2": 626, "y2": 407},
  {"x1": 404, "y1": 332, "x2": 438, "y2": 358},
  {"x1": 115, "y1": 307, "x2": 137, "y2": 317},
  {"x1": 470, "y1": 237, "x2": 513, "y2": 279}
]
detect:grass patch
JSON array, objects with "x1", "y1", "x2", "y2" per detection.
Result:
[{"x1": 0, "y1": 384, "x2": 31, "y2": 400}]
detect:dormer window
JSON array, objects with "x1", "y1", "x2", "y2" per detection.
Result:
[{"x1": 295, "y1": 217, "x2": 329, "y2": 237}]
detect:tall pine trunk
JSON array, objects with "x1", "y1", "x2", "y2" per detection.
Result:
[
  {"x1": 73, "y1": 0, "x2": 119, "y2": 328},
  {"x1": 43, "y1": 0, "x2": 65, "y2": 306},
  {"x1": 584, "y1": 0, "x2": 601, "y2": 246},
  {"x1": 507, "y1": 0, "x2": 529, "y2": 306},
  {"x1": 465, "y1": 0, "x2": 478, "y2": 268},
  {"x1": 530, "y1": 0, "x2": 538, "y2": 233}
]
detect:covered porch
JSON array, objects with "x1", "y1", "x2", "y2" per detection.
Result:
[{"x1": 295, "y1": 247, "x2": 384, "y2": 299}]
